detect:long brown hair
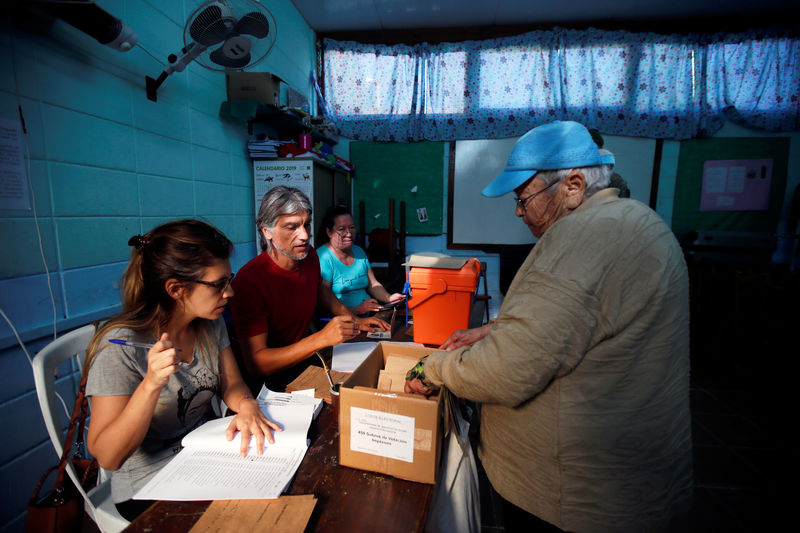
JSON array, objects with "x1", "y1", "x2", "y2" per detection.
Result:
[{"x1": 86, "y1": 219, "x2": 233, "y2": 370}]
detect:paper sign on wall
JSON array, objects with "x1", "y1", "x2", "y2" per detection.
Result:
[
  {"x1": 700, "y1": 159, "x2": 773, "y2": 211},
  {"x1": 0, "y1": 118, "x2": 31, "y2": 210},
  {"x1": 349, "y1": 406, "x2": 415, "y2": 463}
]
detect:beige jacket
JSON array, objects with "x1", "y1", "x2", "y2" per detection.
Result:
[{"x1": 425, "y1": 190, "x2": 693, "y2": 532}]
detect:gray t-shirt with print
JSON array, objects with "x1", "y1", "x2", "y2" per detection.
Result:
[{"x1": 86, "y1": 317, "x2": 230, "y2": 502}]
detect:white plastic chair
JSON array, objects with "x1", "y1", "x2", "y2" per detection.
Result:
[{"x1": 32, "y1": 324, "x2": 129, "y2": 533}]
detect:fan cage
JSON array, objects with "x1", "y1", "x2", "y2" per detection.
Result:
[{"x1": 183, "y1": 0, "x2": 277, "y2": 72}]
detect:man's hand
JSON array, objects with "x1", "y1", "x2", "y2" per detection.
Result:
[
  {"x1": 439, "y1": 323, "x2": 492, "y2": 350},
  {"x1": 320, "y1": 315, "x2": 361, "y2": 345}
]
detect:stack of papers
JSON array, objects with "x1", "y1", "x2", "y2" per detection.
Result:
[
  {"x1": 247, "y1": 139, "x2": 289, "y2": 158},
  {"x1": 258, "y1": 385, "x2": 324, "y2": 420},
  {"x1": 134, "y1": 387, "x2": 319, "y2": 501}
]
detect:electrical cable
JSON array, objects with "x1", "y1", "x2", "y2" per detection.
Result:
[
  {"x1": 8, "y1": 19, "x2": 58, "y2": 342},
  {"x1": 5, "y1": 11, "x2": 69, "y2": 421},
  {"x1": 0, "y1": 307, "x2": 70, "y2": 419},
  {"x1": 136, "y1": 42, "x2": 166, "y2": 68}
]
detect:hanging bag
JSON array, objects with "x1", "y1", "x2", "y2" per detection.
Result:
[
  {"x1": 26, "y1": 371, "x2": 98, "y2": 533},
  {"x1": 425, "y1": 388, "x2": 481, "y2": 533}
]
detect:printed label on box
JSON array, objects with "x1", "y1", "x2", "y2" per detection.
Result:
[{"x1": 349, "y1": 407, "x2": 415, "y2": 463}]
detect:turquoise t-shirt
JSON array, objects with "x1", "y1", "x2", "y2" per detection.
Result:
[{"x1": 318, "y1": 244, "x2": 371, "y2": 308}]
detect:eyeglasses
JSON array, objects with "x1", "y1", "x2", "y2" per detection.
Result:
[
  {"x1": 514, "y1": 180, "x2": 558, "y2": 210},
  {"x1": 194, "y1": 273, "x2": 235, "y2": 293},
  {"x1": 334, "y1": 225, "x2": 357, "y2": 237}
]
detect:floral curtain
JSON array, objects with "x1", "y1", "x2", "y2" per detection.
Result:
[{"x1": 322, "y1": 27, "x2": 799, "y2": 141}]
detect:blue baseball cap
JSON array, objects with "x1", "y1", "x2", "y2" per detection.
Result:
[{"x1": 481, "y1": 121, "x2": 615, "y2": 197}]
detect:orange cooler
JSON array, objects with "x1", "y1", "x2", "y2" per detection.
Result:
[{"x1": 407, "y1": 257, "x2": 480, "y2": 345}]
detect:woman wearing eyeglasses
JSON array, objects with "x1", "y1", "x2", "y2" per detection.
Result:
[
  {"x1": 317, "y1": 205, "x2": 405, "y2": 316},
  {"x1": 83, "y1": 219, "x2": 280, "y2": 521}
]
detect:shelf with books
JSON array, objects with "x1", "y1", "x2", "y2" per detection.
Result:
[{"x1": 219, "y1": 100, "x2": 339, "y2": 145}]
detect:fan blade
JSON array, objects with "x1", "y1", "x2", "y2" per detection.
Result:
[
  {"x1": 189, "y1": 4, "x2": 229, "y2": 46},
  {"x1": 234, "y1": 12, "x2": 269, "y2": 39},
  {"x1": 210, "y1": 45, "x2": 251, "y2": 69}
]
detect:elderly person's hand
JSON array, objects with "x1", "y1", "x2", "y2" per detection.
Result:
[
  {"x1": 439, "y1": 322, "x2": 493, "y2": 350},
  {"x1": 403, "y1": 355, "x2": 439, "y2": 395}
]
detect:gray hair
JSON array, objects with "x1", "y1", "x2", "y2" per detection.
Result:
[
  {"x1": 256, "y1": 186, "x2": 312, "y2": 252},
  {"x1": 535, "y1": 164, "x2": 612, "y2": 199}
]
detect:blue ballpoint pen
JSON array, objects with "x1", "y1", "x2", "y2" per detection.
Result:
[{"x1": 109, "y1": 339, "x2": 183, "y2": 352}]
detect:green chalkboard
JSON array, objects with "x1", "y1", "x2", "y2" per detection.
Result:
[
  {"x1": 672, "y1": 137, "x2": 790, "y2": 233},
  {"x1": 350, "y1": 141, "x2": 444, "y2": 235}
]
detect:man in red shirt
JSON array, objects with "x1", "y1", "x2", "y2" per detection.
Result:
[{"x1": 230, "y1": 186, "x2": 388, "y2": 393}]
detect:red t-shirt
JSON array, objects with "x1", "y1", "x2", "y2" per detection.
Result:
[{"x1": 229, "y1": 247, "x2": 322, "y2": 392}]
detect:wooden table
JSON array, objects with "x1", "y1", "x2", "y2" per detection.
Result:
[
  {"x1": 123, "y1": 401, "x2": 434, "y2": 532},
  {"x1": 124, "y1": 310, "x2": 435, "y2": 532}
]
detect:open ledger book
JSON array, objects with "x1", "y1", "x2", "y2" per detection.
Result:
[{"x1": 134, "y1": 387, "x2": 321, "y2": 501}]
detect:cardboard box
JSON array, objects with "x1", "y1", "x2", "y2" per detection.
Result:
[
  {"x1": 226, "y1": 71, "x2": 285, "y2": 106},
  {"x1": 339, "y1": 343, "x2": 442, "y2": 484}
]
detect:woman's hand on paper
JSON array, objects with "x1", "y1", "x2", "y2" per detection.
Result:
[
  {"x1": 354, "y1": 298, "x2": 382, "y2": 315},
  {"x1": 226, "y1": 398, "x2": 282, "y2": 456},
  {"x1": 439, "y1": 323, "x2": 492, "y2": 351},
  {"x1": 143, "y1": 332, "x2": 179, "y2": 391}
]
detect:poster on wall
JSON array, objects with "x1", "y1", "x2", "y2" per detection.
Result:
[
  {"x1": 0, "y1": 118, "x2": 31, "y2": 210},
  {"x1": 700, "y1": 159, "x2": 773, "y2": 211},
  {"x1": 252, "y1": 159, "x2": 314, "y2": 250}
]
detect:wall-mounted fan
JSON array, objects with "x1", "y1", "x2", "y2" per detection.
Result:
[{"x1": 146, "y1": 0, "x2": 277, "y2": 102}]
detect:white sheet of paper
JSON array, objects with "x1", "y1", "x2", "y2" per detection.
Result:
[
  {"x1": 331, "y1": 342, "x2": 377, "y2": 372},
  {"x1": 704, "y1": 167, "x2": 727, "y2": 193},
  {"x1": 181, "y1": 410, "x2": 311, "y2": 453},
  {"x1": 0, "y1": 118, "x2": 31, "y2": 210},
  {"x1": 134, "y1": 394, "x2": 314, "y2": 501},
  {"x1": 134, "y1": 446, "x2": 307, "y2": 500},
  {"x1": 257, "y1": 385, "x2": 323, "y2": 420},
  {"x1": 349, "y1": 406, "x2": 415, "y2": 463},
  {"x1": 331, "y1": 342, "x2": 424, "y2": 372},
  {"x1": 726, "y1": 166, "x2": 746, "y2": 193}
]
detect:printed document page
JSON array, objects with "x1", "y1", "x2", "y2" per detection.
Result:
[
  {"x1": 134, "y1": 399, "x2": 314, "y2": 500},
  {"x1": 134, "y1": 446, "x2": 307, "y2": 500},
  {"x1": 258, "y1": 385, "x2": 323, "y2": 420}
]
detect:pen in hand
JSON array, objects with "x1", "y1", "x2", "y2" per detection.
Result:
[{"x1": 109, "y1": 339, "x2": 183, "y2": 352}]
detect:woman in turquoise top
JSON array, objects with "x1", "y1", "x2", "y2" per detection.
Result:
[{"x1": 317, "y1": 205, "x2": 405, "y2": 315}]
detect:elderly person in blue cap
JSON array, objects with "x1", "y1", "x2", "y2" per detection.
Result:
[{"x1": 406, "y1": 121, "x2": 692, "y2": 532}]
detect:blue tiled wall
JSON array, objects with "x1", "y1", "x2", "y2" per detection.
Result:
[{"x1": 0, "y1": 1, "x2": 314, "y2": 530}]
